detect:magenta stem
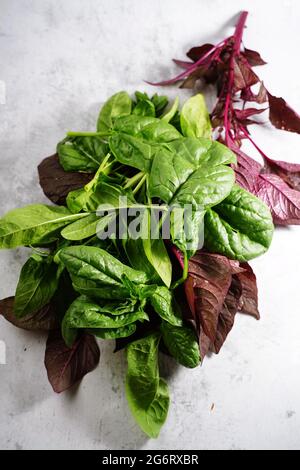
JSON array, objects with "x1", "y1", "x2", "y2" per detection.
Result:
[
  {"x1": 240, "y1": 125, "x2": 269, "y2": 160},
  {"x1": 223, "y1": 11, "x2": 248, "y2": 145},
  {"x1": 171, "y1": 245, "x2": 185, "y2": 269},
  {"x1": 233, "y1": 11, "x2": 249, "y2": 53},
  {"x1": 148, "y1": 38, "x2": 228, "y2": 86}
]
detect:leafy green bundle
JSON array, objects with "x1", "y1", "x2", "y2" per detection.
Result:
[{"x1": 0, "y1": 91, "x2": 274, "y2": 438}]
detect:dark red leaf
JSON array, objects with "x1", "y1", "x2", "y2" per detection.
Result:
[
  {"x1": 212, "y1": 277, "x2": 242, "y2": 354},
  {"x1": 184, "y1": 252, "x2": 238, "y2": 342},
  {"x1": 179, "y1": 63, "x2": 220, "y2": 89},
  {"x1": 233, "y1": 55, "x2": 259, "y2": 91},
  {"x1": 199, "y1": 329, "x2": 211, "y2": 360},
  {"x1": 38, "y1": 154, "x2": 93, "y2": 205},
  {"x1": 173, "y1": 248, "x2": 248, "y2": 358},
  {"x1": 186, "y1": 44, "x2": 214, "y2": 62},
  {"x1": 268, "y1": 91, "x2": 300, "y2": 134},
  {"x1": 242, "y1": 48, "x2": 267, "y2": 66},
  {"x1": 199, "y1": 263, "x2": 259, "y2": 359},
  {"x1": 233, "y1": 148, "x2": 262, "y2": 192},
  {"x1": 236, "y1": 263, "x2": 260, "y2": 319},
  {"x1": 45, "y1": 330, "x2": 100, "y2": 393},
  {"x1": 255, "y1": 173, "x2": 300, "y2": 225},
  {"x1": 0, "y1": 297, "x2": 59, "y2": 331},
  {"x1": 241, "y1": 82, "x2": 268, "y2": 104},
  {"x1": 263, "y1": 157, "x2": 300, "y2": 192},
  {"x1": 235, "y1": 107, "x2": 266, "y2": 121},
  {"x1": 179, "y1": 67, "x2": 207, "y2": 89}
]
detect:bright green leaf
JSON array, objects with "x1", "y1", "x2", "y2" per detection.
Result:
[
  {"x1": 126, "y1": 333, "x2": 170, "y2": 438},
  {"x1": 180, "y1": 94, "x2": 212, "y2": 139},
  {"x1": 161, "y1": 321, "x2": 200, "y2": 368},
  {"x1": 204, "y1": 184, "x2": 274, "y2": 261},
  {"x1": 0, "y1": 204, "x2": 87, "y2": 249},
  {"x1": 14, "y1": 254, "x2": 60, "y2": 318},
  {"x1": 97, "y1": 91, "x2": 132, "y2": 133}
]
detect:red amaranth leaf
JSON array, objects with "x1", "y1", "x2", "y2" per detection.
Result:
[
  {"x1": 268, "y1": 91, "x2": 300, "y2": 134},
  {"x1": 233, "y1": 55, "x2": 259, "y2": 91},
  {"x1": 38, "y1": 154, "x2": 93, "y2": 205},
  {"x1": 0, "y1": 297, "x2": 59, "y2": 331},
  {"x1": 255, "y1": 173, "x2": 300, "y2": 225},
  {"x1": 233, "y1": 148, "x2": 262, "y2": 192},
  {"x1": 45, "y1": 330, "x2": 100, "y2": 393},
  {"x1": 179, "y1": 66, "x2": 208, "y2": 89},
  {"x1": 235, "y1": 107, "x2": 266, "y2": 121},
  {"x1": 241, "y1": 82, "x2": 268, "y2": 104},
  {"x1": 186, "y1": 44, "x2": 215, "y2": 62},
  {"x1": 199, "y1": 329, "x2": 211, "y2": 360},
  {"x1": 263, "y1": 157, "x2": 300, "y2": 192},
  {"x1": 212, "y1": 277, "x2": 242, "y2": 354},
  {"x1": 172, "y1": 248, "x2": 257, "y2": 358},
  {"x1": 242, "y1": 48, "x2": 267, "y2": 66},
  {"x1": 184, "y1": 252, "x2": 239, "y2": 342},
  {"x1": 236, "y1": 263, "x2": 259, "y2": 319}
]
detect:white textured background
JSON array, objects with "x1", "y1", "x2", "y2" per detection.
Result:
[{"x1": 1, "y1": 0, "x2": 300, "y2": 450}]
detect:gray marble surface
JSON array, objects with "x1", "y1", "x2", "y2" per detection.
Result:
[{"x1": 1, "y1": 0, "x2": 300, "y2": 450}]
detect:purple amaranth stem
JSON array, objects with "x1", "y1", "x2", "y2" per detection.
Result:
[
  {"x1": 147, "y1": 38, "x2": 228, "y2": 86},
  {"x1": 224, "y1": 11, "x2": 248, "y2": 146},
  {"x1": 239, "y1": 124, "x2": 269, "y2": 160}
]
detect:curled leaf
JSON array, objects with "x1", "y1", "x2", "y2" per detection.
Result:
[
  {"x1": 242, "y1": 48, "x2": 267, "y2": 66},
  {"x1": 268, "y1": 91, "x2": 300, "y2": 134},
  {"x1": 186, "y1": 44, "x2": 214, "y2": 62},
  {"x1": 233, "y1": 55, "x2": 259, "y2": 91}
]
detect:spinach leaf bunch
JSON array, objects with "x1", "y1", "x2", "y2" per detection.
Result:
[{"x1": 0, "y1": 90, "x2": 274, "y2": 438}]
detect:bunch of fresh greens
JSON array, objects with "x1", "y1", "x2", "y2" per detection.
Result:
[
  {"x1": 0, "y1": 89, "x2": 274, "y2": 438},
  {"x1": 151, "y1": 10, "x2": 300, "y2": 225}
]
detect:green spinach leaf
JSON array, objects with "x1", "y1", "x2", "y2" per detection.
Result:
[
  {"x1": 97, "y1": 91, "x2": 132, "y2": 133},
  {"x1": 90, "y1": 323, "x2": 137, "y2": 340},
  {"x1": 62, "y1": 295, "x2": 148, "y2": 346},
  {"x1": 180, "y1": 94, "x2": 212, "y2": 139},
  {"x1": 140, "y1": 210, "x2": 172, "y2": 287},
  {"x1": 123, "y1": 237, "x2": 159, "y2": 282},
  {"x1": 170, "y1": 207, "x2": 205, "y2": 258},
  {"x1": 14, "y1": 254, "x2": 60, "y2": 318},
  {"x1": 61, "y1": 213, "x2": 114, "y2": 241},
  {"x1": 133, "y1": 99, "x2": 156, "y2": 117},
  {"x1": 161, "y1": 97, "x2": 179, "y2": 123},
  {"x1": 66, "y1": 178, "x2": 134, "y2": 214},
  {"x1": 149, "y1": 137, "x2": 236, "y2": 207},
  {"x1": 135, "y1": 92, "x2": 168, "y2": 117},
  {"x1": 57, "y1": 136, "x2": 109, "y2": 172},
  {"x1": 109, "y1": 115, "x2": 181, "y2": 172},
  {"x1": 150, "y1": 287, "x2": 182, "y2": 327},
  {"x1": 125, "y1": 333, "x2": 170, "y2": 438},
  {"x1": 160, "y1": 321, "x2": 200, "y2": 368},
  {"x1": 204, "y1": 184, "x2": 274, "y2": 261},
  {"x1": 58, "y1": 245, "x2": 151, "y2": 292},
  {"x1": 0, "y1": 204, "x2": 87, "y2": 249},
  {"x1": 70, "y1": 275, "x2": 129, "y2": 300},
  {"x1": 150, "y1": 93, "x2": 169, "y2": 116}
]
